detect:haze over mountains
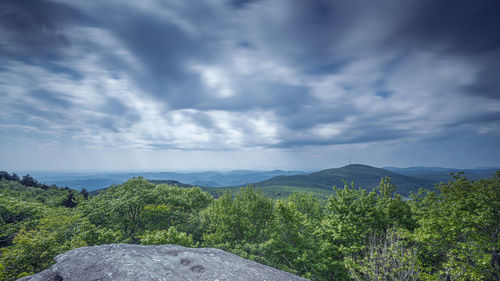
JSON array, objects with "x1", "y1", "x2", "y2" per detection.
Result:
[
  {"x1": 383, "y1": 166, "x2": 500, "y2": 182},
  {"x1": 27, "y1": 170, "x2": 307, "y2": 191},
  {"x1": 256, "y1": 164, "x2": 434, "y2": 195},
  {"x1": 21, "y1": 165, "x2": 498, "y2": 194}
]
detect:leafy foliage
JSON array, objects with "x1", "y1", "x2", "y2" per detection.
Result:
[
  {"x1": 82, "y1": 177, "x2": 212, "y2": 243},
  {"x1": 140, "y1": 227, "x2": 194, "y2": 247},
  {"x1": 203, "y1": 185, "x2": 334, "y2": 202},
  {"x1": 411, "y1": 172, "x2": 500, "y2": 280},
  {"x1": 1, "y1": 172, "x2": 499, "y2": 281},
  {"x1": 61, "y1": 191, "x2": 77, "y2": 208},
  {"x1": 263, "y1": 199, "x2": 319, "y2": 278},
  {"x1": 202, "y1": 187, "x2": 274, "y2": 249},
  {"x1": 346, "y1": 230, "x2": 421, "y2": 281}
]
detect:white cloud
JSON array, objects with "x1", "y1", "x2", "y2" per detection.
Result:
[
  {"x1": 1, "y1": 0, "x2": 500, "y2": 170},
  {"x1": 190, "y1": 64, "x2": 234, "y2": 98}
]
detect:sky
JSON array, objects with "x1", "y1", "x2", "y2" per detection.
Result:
[{"x1": 1, "y1": 0, "x2": 500, "y2": 171}]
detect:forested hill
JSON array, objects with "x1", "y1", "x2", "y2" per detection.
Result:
[
  {"x1": 148, "y1": 179, "x2": 195, "y2": 188},
  {"x1": 256, "y1": 164, "x2": 434, "y2": 195},
  {"x1": 384, "y1": 166, "x2": 499, "y2": 182}
]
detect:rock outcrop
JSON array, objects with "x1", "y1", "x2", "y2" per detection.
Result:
[{"x1": 19, "y1": 244, "x2": 309, "y2": 281}]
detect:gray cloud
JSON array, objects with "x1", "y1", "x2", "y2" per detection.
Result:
[
  {"x1": 398, "y1": 1, "x2": 500, "y2": 54},
  {"x1": 0, "y1": 0, "x2": 81, "y2": 59},
  {"x1": 1, "y1": 0, "x2": 500, "y2": 169}
]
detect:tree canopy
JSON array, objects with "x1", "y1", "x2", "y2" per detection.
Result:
[{"x1": 1, "y1": 172, "x2": 499, "y2": 281}]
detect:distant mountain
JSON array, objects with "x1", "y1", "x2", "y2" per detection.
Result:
[
  {"x1": 256, "y1": 164, "x2": 435, "y2": 195},
  {"x1": 383, "y1": 166, "x2": 461, "y2": 175},
  {"x1": 27, "y1": 166, "x2": 498, "y2": 193},
  {"x1": 31, "y1": 170, "x2": 306, "y2": 191},
  {"x1": 184, "y1": 170, "x2": 308, "y2": 187},
  {"x1": 384, "y1": 166, "x2": 499, "y2": 182},
  {"x1": 149, "y1": 180, "x2": 195, "y2": 188}
]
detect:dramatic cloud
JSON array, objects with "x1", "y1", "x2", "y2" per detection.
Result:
[{"x1": 1, "y1": 0, "x2": 499, "y2": 170}]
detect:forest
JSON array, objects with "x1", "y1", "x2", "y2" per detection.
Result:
[{"x1": 0, "y1": 171, "x2": 499, "y2": 281}]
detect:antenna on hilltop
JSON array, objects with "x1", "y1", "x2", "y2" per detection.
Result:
[{"x1": 348, "y1": 152, "x2": 352, "y2": 185}]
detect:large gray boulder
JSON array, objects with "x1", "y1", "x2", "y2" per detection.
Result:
[{"x1": 19, "y1": 244, "x2": 309, "y2": 281}]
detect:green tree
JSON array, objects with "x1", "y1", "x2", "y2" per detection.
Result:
[
  {"x1": 0, "y1": 196, "x2": 46, "y2": 247},
  {"x1": 346, "y1": 229, "x2": 421, "y2": 281},
  {"x1": 147, "y1": 183, "x2": 212, "y2": 239},
  {"x1": 203, "y1": 186, "x2": 274, "y2": 261},
  {"x1": 20, "y1": 174, "x2": 37, "y2": 187},
  {"x1": 61, "y1": 191, "x2": 77, "y2": 208},
  {"x1": 80, "y1": 188, "x2": 89, "y2": 200},
  {"x1": 83, "y1": 177, "x2": 212, "y2": 244},
  {"x1": 140, "y1": 226, "x2": 194, "y2": 247},
  {"x1": 374, "y1": 177, "x2": 416, "y2": 232},
  {"x1": 264, "y1": 199, "x2": 319, "y2": 278},
  {"x1": 314, "y1": 183, "x2": 379, "y2": 280},
  {"x1": 313, "y1": 178, "x2": 415, "y2": 281},
  {"x1": 287, "y1": 192, "x2": 323, "y2": 222},
  {"x1": 412, "y1": 173, "x2": 500, "y2": 280},
  {"x1": 0, "y1": 208, "x2": 91, "y2": 281},
  {"x1": 83, "y1": 177, "x2": 158, "y2": 243}
]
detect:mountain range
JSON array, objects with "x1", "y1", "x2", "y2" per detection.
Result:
[
  {"x1": 25, "y1": 165, "x2": 498, "y2": 194},
  {"x1": 383, "y1": 166, "x2": 499, "y2": 183},
  {"x1": 29, "y1": 170, "x2": 306, "y2": 191}
]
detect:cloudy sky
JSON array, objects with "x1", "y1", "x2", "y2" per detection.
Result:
[{"x1": 1, "y1": 0, "x2": 500, "y2": 171}]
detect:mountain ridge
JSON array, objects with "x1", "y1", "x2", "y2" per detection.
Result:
[
  {"x1": 32, "y1": 170, "x2": 307, "y2": 191},
  {"x1": 255, "y1": 164, "x2": 435, "y2": 195}
]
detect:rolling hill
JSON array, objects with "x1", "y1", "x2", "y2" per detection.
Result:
[
  {"x1": 383, "y1": 166, "x2": 499, "y2": 182},
  {"x1": 255, "y1": 164, "x2": 435, "y2": 195},
  {"x1": 30, "y1": 170, "x2": 306, "y2": 191}
]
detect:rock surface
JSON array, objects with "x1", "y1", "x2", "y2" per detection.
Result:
[{"x1": 19, "y1": 244, "x2": 309, "y2": 281}]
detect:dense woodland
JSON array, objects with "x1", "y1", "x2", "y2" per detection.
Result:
[{"x1": 1, "y1": 171, "x2": 499, "y2": 280}]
